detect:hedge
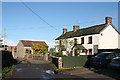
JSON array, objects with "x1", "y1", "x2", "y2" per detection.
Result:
[
  {"x1": 2, "y1": 51, "x2": 17, "y2": 68},
  {"x1": 62, "y1": 56, "x2": 88, "y2": 68}
]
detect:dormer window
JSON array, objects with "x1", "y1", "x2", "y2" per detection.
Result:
[
  {"x1": 88, "y1": 36, "x2": 92, "y2": 44},
  {"x1": 81, "y1": 37, "x2": 84, "y2": 44}
]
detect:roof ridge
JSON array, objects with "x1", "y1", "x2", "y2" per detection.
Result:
[
  {"x1": 78, "y1": 24, "x2": 106, "y2": 30},
  {"x1": 20, "y1": 40, "x2": 45, "y2": 42}
]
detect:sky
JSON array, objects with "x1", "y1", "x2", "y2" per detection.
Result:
[{"x1": 2, "y1": 2, "x2": 118, "y2": 49}]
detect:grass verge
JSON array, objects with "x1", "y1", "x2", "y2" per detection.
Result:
[
  {"x1": 33, "y1": 58, "x2": 45, "y2": 61},
  {"x1": 50, "y1": 63, "x2": 58, "y2": 70},
  {"x1": 2, "y1": 65, "x2": 16, "y2": 78}
]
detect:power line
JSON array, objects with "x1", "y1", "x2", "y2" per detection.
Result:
[{"x1": 19, "y1": 0, "x2": 61, "y2": 32}]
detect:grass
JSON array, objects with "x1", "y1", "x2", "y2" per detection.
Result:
[
  {"x1": 50, "y1": 63, "x2": 58, "y2": 70},
  {"x1": 33, "y1": 58, "x2": 45, "y2": 61},
  {"x1": 2, "y1": 65, "x2": 16, "y2": 78}
]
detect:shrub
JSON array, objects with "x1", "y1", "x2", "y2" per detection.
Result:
[{"x1": 52, "y1": 52, "x2": 63, "y2": 57}]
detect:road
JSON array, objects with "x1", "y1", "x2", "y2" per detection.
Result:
[
  {"x1": 6, "y1": 59, "x2": 83, "y2": 80},
  {"x1": 5, "y1": 59, "x2": 120, "y2": 80}
]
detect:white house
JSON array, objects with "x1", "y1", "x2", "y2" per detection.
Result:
[{"x1": 55, "y1": 17, "x2": 120, "y2": 56}]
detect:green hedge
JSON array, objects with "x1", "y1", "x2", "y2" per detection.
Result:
[
  {"x1": 62, "y1": 56, "x2": 88, "y2": 68},
  {"x1": 2, "y1": 51, "x2": 17, "y2": 68}
]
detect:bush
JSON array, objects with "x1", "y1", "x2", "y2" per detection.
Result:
[
  {"x1": 52, "y1": 52, "x2": 63, "y2": 57},
  {"x1": 2, "y1": 65, "x2": 16, "y2": 78},
  {"x1": 2, "y1": 51, "x2": 17, "y2": 68}
]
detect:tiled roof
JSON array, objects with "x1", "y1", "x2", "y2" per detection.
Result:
[
  {"x1": 56, "y1": 24, "x2": 107, "y2": 40},
  {"x1": 20, "y1": 40, "x2": 48, "y2": 47}
]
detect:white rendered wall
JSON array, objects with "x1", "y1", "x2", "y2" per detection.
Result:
[{"x1": 99, "y1": 25, "x2": 119, "y2": 49}]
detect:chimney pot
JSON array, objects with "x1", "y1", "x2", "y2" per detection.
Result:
[
  {"x1": 105, "y1": 17, "x2": 112, "y2": 24},
  {"x1": 73, "y1": 25, "x2": 79, "y2": 32},
  {"x1": 63, "y1": 28, "x2": 67, "y2": 34}
]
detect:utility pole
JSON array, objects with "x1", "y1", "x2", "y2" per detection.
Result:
[
  {"x1": 78, "y1": 20, "x2": 80, "y2": 27},
  {"x1": 4, "y1": 28, "x2": 6, "y2": 50}
]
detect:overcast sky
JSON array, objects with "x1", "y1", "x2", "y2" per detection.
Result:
[{"x1": 2, "y1": 2, "x2": 118, "y2": 49}]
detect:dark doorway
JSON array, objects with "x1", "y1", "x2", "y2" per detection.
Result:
[
  {"x1": 89, "y1": 49, "x2": 92, "y2": 55},
  {"x1": 74, "y1": 49, "x2": 77, "y2": 56}
]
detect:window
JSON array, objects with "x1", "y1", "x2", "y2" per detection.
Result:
[
  {"x1": 26, "y1": 49, "x2": 29, "y2": 53},
  {"x1": 74, "y1": 38, "x2": 77, "y2": 45},
  {"x1": 88, "y1": 36, "x2": 92, "y2": 44},
  {"x1": 106, "y1": 54, "x2": 115, "y2": 59},
  {"x1": 82, "y1": 50, "x2": 85, "y2": 53},
  {"x1": 81, "y1": 37, "x2": 84, "y2": 44},
  {"x1": 30, "y1": 50, "x2": 32, "y2": 54}
]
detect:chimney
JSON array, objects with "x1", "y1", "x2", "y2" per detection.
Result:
[
  {"x1": 63, "y1": 28, "x2": 67, "y2": 34},
  {"x1": 73, "y1": 25, "x2": 79, "y2": 32},
  {"x1": 105, "y1": 17, "x2": 112, "y2": 24}
]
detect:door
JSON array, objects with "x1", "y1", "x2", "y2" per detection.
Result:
[
  {"x1": 74, "y1": 49, "x2": 77, "y2": 56},
  {"x1": 89, "y1": 49, "x2": 92, "y2": 55}
]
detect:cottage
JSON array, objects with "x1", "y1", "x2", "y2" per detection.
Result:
[
  {"x1": 17, "y1": 40, "x2": 48, "y2": 58},
  {"x1": 55, "y1": 17, "x2": 120, "y2": 56}
]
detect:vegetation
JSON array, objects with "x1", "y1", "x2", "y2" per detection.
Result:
[
  {"x1": 50, "y1": 63, "x2": 58, "y2": 70},
  {"x1": 2, "y1": 65, "x2": 16, "y2": 78},
  {"x1": 52, "y1": 52, "x2": 63, "y2": 57},
  {"x1": 32, "y1": 43, "x2": 48, "y2": 54},
  {"x1": 2, "y1": 51, "x2": 17, "y2": 79}
]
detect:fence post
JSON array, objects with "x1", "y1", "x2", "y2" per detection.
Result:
[{"x1": 58, "y1": 57, "x2": 62, "y2": 69}]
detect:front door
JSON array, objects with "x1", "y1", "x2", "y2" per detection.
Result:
[
  {"x1": 74, "y1": 49, "x2": 77, "y2": 56},
  {"x1": 88, "y1": 49, "x2": 92, "y2": 55}
]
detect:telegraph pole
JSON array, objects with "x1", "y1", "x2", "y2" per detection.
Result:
[
  {"x1": 78, "y1": 20, "x2": 80, "y2": 27},
  {"x1": 4, "y1": 28, "x2": 5, "y2": 50}
]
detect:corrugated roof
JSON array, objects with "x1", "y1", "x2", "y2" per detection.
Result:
[
  {"x1": 20, "y1": 40, "x2": 48, "y2": 47},
  {"x1": 56, "y1": 24, "x2": 107, "y2": 40}
]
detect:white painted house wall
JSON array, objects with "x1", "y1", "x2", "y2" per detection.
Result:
[
  {"x1": 99, "y1": 25, "x2": 119, "y2": 49},
  {"x1": 118, "y1": 33, "x2": 120, "y2": 49},
  {"x1": 55, "y1": 34, "x2": 100, "y2": 55}
]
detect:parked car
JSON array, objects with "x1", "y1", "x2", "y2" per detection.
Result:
[
  {"x1": 90, "y1": 52, "x2": 120, "y2": 67},
  {"x1": 109, "y1": 55, "x2": 120, "y2": 69}
]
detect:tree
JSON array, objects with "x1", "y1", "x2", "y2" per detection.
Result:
[
  {"x1": 58, "y1": 39, "x2": 66, "y2": 52},
  {"x1": 32, "y1": 43, "x2": 48, "y2": 54}
]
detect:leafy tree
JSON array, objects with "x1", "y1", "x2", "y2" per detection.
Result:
[{"x1": 32, "y1": 43, "x2": 48, "y2": 54}]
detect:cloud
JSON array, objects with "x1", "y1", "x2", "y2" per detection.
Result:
[{"x1": 5, "y1": 40, "x2": 17, "y2": 46}]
